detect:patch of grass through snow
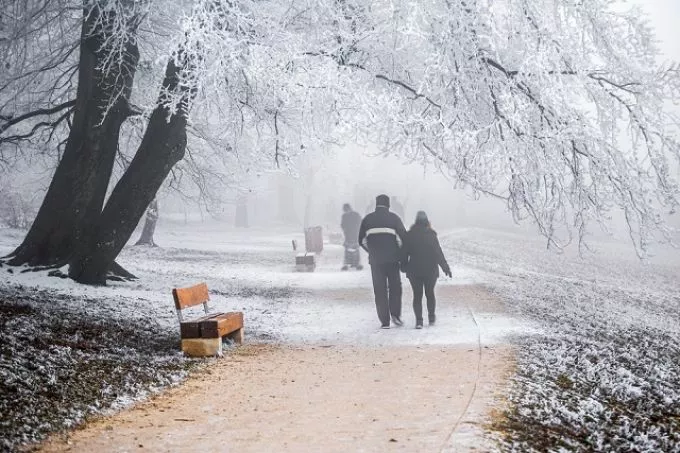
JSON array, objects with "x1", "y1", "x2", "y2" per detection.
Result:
[
  {"x1": 0, "y1": 285, "x2": 201, "y2": 451},
  {"x1": 489, "y1": 280, "x2": 680, "y2": 452}
]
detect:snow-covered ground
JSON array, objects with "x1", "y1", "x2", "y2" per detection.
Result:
[
  {"x1": 1, "y1": 220, "x2": 679, "y2": 451},
  {"x1": 440, "y1": 228, "x2": 680, "y2": 452}
]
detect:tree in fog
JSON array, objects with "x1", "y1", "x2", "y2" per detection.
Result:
[
  {"x1": 2, "y1": 1, "x2": 144, "y2": 280},
  {"x1": 134, "y1": 199, "x2": 159, "y2": 246},
  {"x1": 0, "y1": 0, "x2": 199, "y2": 283}
]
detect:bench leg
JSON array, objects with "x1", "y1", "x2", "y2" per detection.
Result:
[
  {"x1": 181, "y1": 337, "x2": 223, "y2": 357},
  {"x1": 227, "y1": 328, "x2": 244, "y2": 345}
]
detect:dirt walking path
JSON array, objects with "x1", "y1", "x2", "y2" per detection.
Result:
[{"x1": 41, "y1": 285, "x2": 514, "y2": 452}]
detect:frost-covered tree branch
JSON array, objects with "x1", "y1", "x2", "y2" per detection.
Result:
[
  {"x1": 297, "y1": 0, "x2": 680, "y2": 255},
  {"x1": 148, "y1": 0, "x2": 680, "y2": 255}
]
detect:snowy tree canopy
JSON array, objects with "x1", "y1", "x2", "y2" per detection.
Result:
[
  {"x1": 162, "y1": 0, "x2": 680, "y2": 254},
  {"x1": 2, "y1": 0, "x2": 679, "y2": 255}
]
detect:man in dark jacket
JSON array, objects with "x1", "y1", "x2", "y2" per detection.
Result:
[
  {"x1": 341, "y1": 203, "x2": 363, "y2": 270},
  {"x1": 358, "y1": 194, "x2": 407, "y2": 328}
]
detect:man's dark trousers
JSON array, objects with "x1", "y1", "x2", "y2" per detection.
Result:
[{"x1": 370, "y1": 262, "x2": 402, "y2": 326}]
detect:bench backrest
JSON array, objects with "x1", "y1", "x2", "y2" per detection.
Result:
[{"x1": 173, "y1": 283, "x2": 210, "y2": 322}]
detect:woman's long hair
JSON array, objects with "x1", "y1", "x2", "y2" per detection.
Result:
[{"x1": 410, "y1": 211, "x2": 431, "y2": 231}]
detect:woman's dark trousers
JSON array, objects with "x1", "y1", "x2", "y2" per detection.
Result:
[{"x1": 409, "y1": 275, "x2": 437, "y2": 323}]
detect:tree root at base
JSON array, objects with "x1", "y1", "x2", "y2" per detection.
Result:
[
  {"x1": 0, "y1": 259, "x2": 137, "y2": 283},
  {"x1": 108, "y1": 261, "x2": 138, "y2": 281}
]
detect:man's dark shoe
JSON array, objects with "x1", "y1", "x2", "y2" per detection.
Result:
[
  {"x1": 381, "y1": 324, "x2": 390, "y2": 329},
  {"x1": 341, "y1": 265, "x2": 349, "y2": 271},
  {"x1": 415, "y1": 321, "x2": 423, "y2": 329},
  {"x1": 391, "y1": 315, "x2": 403, "y2": 327},
  {"x1": 428, "y1": 314, "x2": 436, "y2": 325}
]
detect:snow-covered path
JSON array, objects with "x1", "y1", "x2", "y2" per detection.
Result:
[
  {"x1": 252, "y1": 247, "x2": 536, "y2": 347},
  {"x1": 0, "y1": 220, "x2": 535, "y2": 452}
]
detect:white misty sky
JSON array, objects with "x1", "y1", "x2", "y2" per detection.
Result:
[{"x1": 637, "y1": 0, "x2": 680, "y2": 60}]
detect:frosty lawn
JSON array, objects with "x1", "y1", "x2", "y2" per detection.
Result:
[
  {"x1": 0, "y1": 286, "x2": 193, "y2": 450},
  {"x1": 442, "y1": 230, "x2": 680, "y2": 451}
]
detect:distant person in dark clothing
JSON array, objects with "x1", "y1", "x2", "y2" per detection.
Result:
[
  {"x1": 390, "y1": 196, "x2": 405, "y2": 220},
  {"x1": 358, "y1": 194, "x2": 407, "y2": 329},
  {"x1": 341, "y1": 203, "x2": 363, "y2": 271},
  {"x1": 401, "y1": 211, "x2": 451, "y2": 329}
]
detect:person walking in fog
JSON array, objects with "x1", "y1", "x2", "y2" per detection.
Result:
[
  {"x1": 358, "y1": 194, "x2": 407, "y2": 329},
  {"x1": 340, "y1": 203, "x2": 363, "y2": 271},
  {"x1": 401, "y1": 211, "x2": 451, "y2": 329}
]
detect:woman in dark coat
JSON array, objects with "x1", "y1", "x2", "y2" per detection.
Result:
[{"x1": 401, "y1": 211, "x2": 451, "y2": 329}]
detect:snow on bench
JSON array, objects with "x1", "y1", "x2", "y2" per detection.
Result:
[{"x1": 172, "y1": 282, "x2": 244, "y2": 357}]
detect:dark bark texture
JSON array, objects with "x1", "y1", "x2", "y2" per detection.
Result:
[
  {"x1": 69, "y1": 58, "x2": 194, "y2": 285},
  {"x1": 6, "y1": 5, "x2": 139, "y2": 267}
]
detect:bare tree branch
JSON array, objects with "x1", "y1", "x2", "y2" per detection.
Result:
[{"x1": 0, "y1": 100, "x2": 75, "y2": 135}]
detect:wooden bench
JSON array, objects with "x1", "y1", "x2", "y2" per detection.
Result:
[
  {"x1": 292, "y1": 239, "x2": 315, "y2": 272},
  {"x1": 172, "y1": 282, "x2": 244, "y2": 357},
  {"x1": 295, "y1": 253, "x2": 316, "y2": 272}
]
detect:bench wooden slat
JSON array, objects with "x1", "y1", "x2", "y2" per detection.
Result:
[
  {"x1": 200, "y1": 312, "x2": 244, "y2": 338},
  {"x1": 173, "y1": 282, "x2": 209, "y2": 310},
  {"x1": 180, "y1": 313, "x2": 223, "y2": 339}
]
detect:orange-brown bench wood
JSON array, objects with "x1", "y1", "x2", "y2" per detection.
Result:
[
  {"x1": 173, "y1": 282, "x2": 210, "y2": 310},
  {"x1": 200, "y1": 312, "x2": 244, "y2": 338},
  {"x1": 173, "y1": 283, "x2": 245, "y2": 355},
  {"x1": 180, "y1": 313, "x2": 223, "y2": 339}
]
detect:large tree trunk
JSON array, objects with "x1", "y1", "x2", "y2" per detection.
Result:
[
  {"x1": 69, "y1": 57, "x2": 193, "y2": 285},
  {"x1": 135, "y1": 199, "x2": 159, "y2": 246},
  {"x1": 6, "y1": 5, "x2": 139, "y2": 267}
]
